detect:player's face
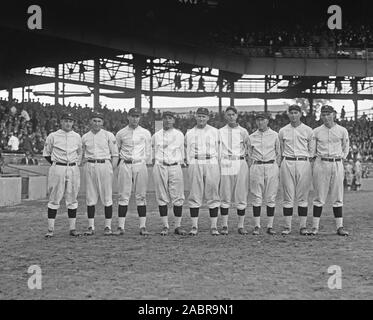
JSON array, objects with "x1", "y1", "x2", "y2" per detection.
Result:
[
  {"x1": 61, "y1": 119, "x2": 74, "y2": 132},
  {"x1": 196, "y1": 114, "x2": 209, "y2": 128},
  {"x1": 256, "y1": 118, "x2": 268, "y2": 131},
  {"x1": 321, "y1": 112, "x2": 334, "y2": 126},
  {"x1": 163, "y1": 115, "x2": 175, "y2": 130},
  {"x1": 225, "y1": 110, "x2": 238, "y2": 125},
  {"x1": 288, "y1": 110, "x2": 301, "y2": 123},
  {"x1": 90, "y1": 118, "x2": 103, "y2": 132},
  {"x1": 128, "y1": 115, "x2": 140, "y2": 128}
]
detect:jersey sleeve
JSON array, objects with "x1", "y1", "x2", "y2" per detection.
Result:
[
  {"x1": 108, "y1": 132, "x2": 119, "y2": 158},
  {"x1": 42, "y1": 134, "x2": 53, "y2": 157},
  {"x1": 341, "y1": 127, "x2": 350, "y2": 159}
]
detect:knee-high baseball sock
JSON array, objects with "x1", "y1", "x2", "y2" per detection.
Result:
[
  {"x1": 298, "y1": 206, "x2": 308, "y2": 229},
  {"x1": 209, "y1": 207, "x2": 219, "y2": 229},
  {"x1": 283, "y1": 207, "x2": 293, "y2": 229},
  {"x1": 253, "y1": 206, "x2": 261, "y2": 228},
  {"x1": 47, "y1": 208, "x2": 57, "y2": 231},
  {"x1": 137, "y1": 206, "x2": 146, "y2": 228},
  {"x1": 313, "y1": 205, "x2": 323, "y2": 230},
  {"x1": 173, "y1": 206, "x2": 182, "y2": 228},
  {"x1": 333, "y1": 207, "x2": 343, "y2": 229},
  {"x1": 237, "y1": 209, "x2": 245, "y2": 228},
  {"x1": 118, "y1": 205, "x2": 127, "y2": 229},
  {"x1": 68, "y1": 209, "x2": 77, "y2": 230},
  {"x1": 87, "y1": 206, "x2": 95, "y2": 229},
  {"x1": 220, "y1": 207, "x2": 229, "y2": 227},
  {"x1": 104, "y1": 206, "x2": 112, "y2": 229},
  {"x1": 190, "y1": 208, "x2": 199, "y2": 228},
  {"x1": 159, "y1": 206, "x2": 169, "y2": 228},
  {"x1": 266, "y1": 206, "x2": 275, "y2": 228}
]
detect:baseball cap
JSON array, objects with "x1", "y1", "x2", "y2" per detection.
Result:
[
  {"x1": 288, "y1": 105, "x2": 301, "y2": 112},
  {"x1": 61, "y1": 112, "x2": 75, "y2": 121},
  {"x1": 321, "y1": 105, "x2": 335, "y2": 113},
  {"x1": 91, "y1": 112, "x2": 104, "y2": 120},
  {"x1": 196, "y1": 107, "x2": 209, "y2": 116},
  {"x1": 162, "y1": 111, "x2": 175, "y2": 118},
  {"x1": 128, "y1": 108, "x2": 141, "y2": 116},
  {"x1": 255, "y1": 112, "x2": 269, "y2": 120},
  {"x1": 225, "y1": 106, "x2": 238, "y2": 114}
]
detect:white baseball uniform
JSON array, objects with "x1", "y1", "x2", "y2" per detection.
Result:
[
  {"x1": 278, "y1": 123, "x2": 314, "y2": 208},
  {"x1": 82, "y1": 129, "x2": 119, "y2": 206},
  {"x1": 152, "y1": 128, "x2": 185, "y2": 206},
  {"x1": 116, "y1": 125, "x2": 151, "y2": 206},
  {"x1": 219, "y1": 124, "x2": 249, "y2": 210},
  {"x1": 312, "y1": 124, "x2": 350, "y2": 207},
  {"x1": 248, "y1": 128, "x2": 281, "y2": 207},
  {"x1": 43, "y1": 129, "x2": 82, "y2": 210},
  {"x1": 185, "y1": 124, "x2": 220, "y2": 209}
]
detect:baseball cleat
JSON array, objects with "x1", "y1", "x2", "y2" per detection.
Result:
[
  {"x1": 266, "y1": 227, "x2": 276, "y2": 235},
  {"x1": 281, "y1": 227, "x2": 291, "y2": 235},
  {"x1": 189, "y1": 227, "x2": 198, "y2": 236},
  {"x1": 337, "y1": 227, "x2": 349, "y2": 236},
  {"x1": 309, "y1": 227, "x2": 319, "y2": 236},
  {"x1": 84, "y1": 227, "x2": 95, "y2": 236},
  {"x1": 252, "y1": 226, "x2": 260, "y2": 235},
  {"x1": 113, "y1": 227, "x2": 125, "y2": 236},
  {"x1": 45, "y1": 230, "x2": 54, "y2": 238},
  {"x1": 104, "y1": 227, "x2": 112, "y2": 236},
  {"x1": 237, "y1": 227, "x2": 248, "y2": 235},
  {"x1": 299, "y1": 227, "x2": 309, "y2": 236},
  {"x1": 220, "y1": 226, "x2": 229, "y2": 235},
  {"x1": 139, "y1": 227, "x2": 150, "y2": 236},
  {"x1": 174, "y1": 227, "x2": 187, "y2": 236},
  {"x1": 160, "y1": 227, "x2": 169, "y2": 236},
  {"x1": 69, "y1": 229, "x2": 81, "y2": 237},
  {"x1": 210, "y1": 227, "x2": 220, "y2": 236}
]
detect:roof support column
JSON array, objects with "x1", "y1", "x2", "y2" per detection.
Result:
[
  {"x1": 133, "y1": 55, "x2": 146, "y2": 113},
  {"x1": 54, "y1": 64, "x2": 59, "y2": 106},
  {"x1": 93, "y1": 58, "x2": 100, "y2": 110}
]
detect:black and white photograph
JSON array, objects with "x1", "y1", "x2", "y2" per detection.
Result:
[{"x1": 0, "y1": 0, "x2": 372, "y2": 304}]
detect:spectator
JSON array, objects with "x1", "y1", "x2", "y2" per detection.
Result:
[
  {"x1": 7, "y1": 132, "x2": 19, "y2": 151},
  {"x1": 19, "y1": 151, "x2": 38, "y2": 165}
]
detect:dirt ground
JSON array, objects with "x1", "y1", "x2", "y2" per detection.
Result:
[{"x1": 0, "y1": 181, "x2": 372, "y2": 300}]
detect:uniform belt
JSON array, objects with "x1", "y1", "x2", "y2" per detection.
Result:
[
  {"x1": 87, "y1": 159, "x2": 106, "y2": 163},
  {"x1": 194, "y1": 155, "x2": 211, "y2": 160},
  {"x1": 160, "y1": 161, "x2": 178, "y2": 166},
  {"x1": 253, "y1": 160, "x2": 275, "y2": 165},
  {"x1": 223, "y1": 156, "x2": 245, "y2": 160},
  {"x1": 121, "y1": 159, "x2": 143, "y2": 164},
  {"x1": 55, "y1": 162, "x2": 76, "y2": 166},
  {"x1": 284, "y1": 156, "x2": 308, "y2": 161},
  {"x1": 321, "y1": 158, "x2": 341, "y2": 162}
]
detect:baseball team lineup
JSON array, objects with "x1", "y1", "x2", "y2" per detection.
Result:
[{"x1": 42, "y1": 103, "x2": 350, "y2": 238}]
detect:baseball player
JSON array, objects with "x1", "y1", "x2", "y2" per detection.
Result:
[
  {"x1": 345, "y1": 159, "x2": 354, "y2": 191},
  {"x1": 152, "y1": 111, "x2": 187, "y2": 236},
  {"x1": 43, "y1": 112, "x2": 82, "y2": 238},
  {"x1": 218, "y1": 106, "x2": 250, "y2": 235},
  {"x1": 81, "y1": 112, "x2": 119, "y2": 236},
  {"x1": 185, "y1": 107, "x2": 220, "y2": 235},
  {"x1": 311, "y1": 105, "x2": 350, "y2": 236},
  {"x1": 248, "y1": 112, "x2": 281, "y2": 235},
  {"x1": 278, "y1": 105, "x2": 314, "y2": 236},
  {"x1": 115, "y1": 107, "x2": 152, "y2": 236},
  {"x1": 354, "y1": 158, "x2": 362, "y2": 191}
]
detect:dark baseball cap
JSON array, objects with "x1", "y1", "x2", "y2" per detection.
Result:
[
  {"x1": 288, "y1": 105, "x2": 301, "y2": 112},
  {"x1": 225, "y1": 106, "x2": 238, "y2": 114},
  {"x1": 162, "y1": 111, "x2": 175, "y2": 118},
  {"x1": 61, "y1": 112, "x2": 75, "y2": 121},
  {"x1": 91, "y1": 112, "x2": 104, "y2": 120},
  {"x1": 255, "y1": 112, "x2": 269, "y2": 120},
  {"x1": 128, "y1": 108, "x2": 141, "y2": 116},
  {"x1": 196, "y1": 107, "x2": 209, "y2": 116},
  {"x1": 321, "y1": 105, "x2": 335, "y2": 113}
]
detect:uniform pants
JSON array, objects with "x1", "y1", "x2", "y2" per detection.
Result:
[
  {"x1": 118, "y1": 162, "x2": 148, "y2": 206},
  {"x1": 220, "y1": 159, "x2": 248, "y2": 210},
  {"x1": 313, "y1": 158, "x2": 344, "y2": 207},
  {"x1": 153, "y1": 163, "x2": 184, "y2": 206},
  {"x1": 85, "y1": 161, "x2": 113, "y2": 206},
  {"x1": 47, "y1": 164, "x2": 80, "y2": 210},
  {"x1": 280, "y1": 159, "x2": 312, "y2": 208}
]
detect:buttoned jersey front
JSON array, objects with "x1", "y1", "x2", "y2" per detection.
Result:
[
  {"x1": 152, "y1": 128, "x2": 184, "y2": 164},
  {"x1": 116, "y1": 125, "x2": 151, "y2": 162},
  {"x1": 312, "y1": 124, "x2": 349, "y2": 159},
  {"x1": 82, "y1": 129, "x2": 119, "y2": 160},
  {"x1": 248, "y1": 128, "x2": 280, "y2": 161},
  {"x1": 278, "y1": 123, "x2": 314, "y2": 157},
  {"x1": 43, "y1": 129, "x2": 82, "y2": 163},
  {"x1": 185, "y1": 124, "x2": 220, "y2": 162},
  {"x1": 219, "y1": 124, "x2": 249, "y2": 158}
]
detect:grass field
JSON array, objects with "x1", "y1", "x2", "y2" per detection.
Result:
[{"x1": 0, "y1": 180, "x2": 372, "y2": 300}]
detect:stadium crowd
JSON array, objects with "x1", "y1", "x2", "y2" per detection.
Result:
[{"x1": 1, "y1": 98, "x2": 372, "y2": 164}]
